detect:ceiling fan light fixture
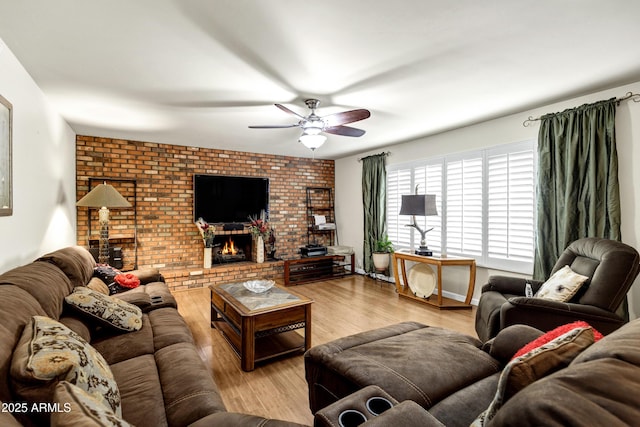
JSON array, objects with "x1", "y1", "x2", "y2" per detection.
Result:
[
  {"x1": 299, "y1": 133, "x2": 326, "y2": 151},
  {"x1": 302, "y1": 119, "x2": 324, "y2": 135}
]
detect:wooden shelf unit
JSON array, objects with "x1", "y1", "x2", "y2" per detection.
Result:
[
  {"x1": 306, "y1": 187, "x2": 336, "y2": 246},
  {"x1": 284, "y1": 254, "x2": 355, "y2": 286}
]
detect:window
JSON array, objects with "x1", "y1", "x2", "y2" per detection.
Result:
[{"x1": 387, "y1": 140, "x2": 535, "y2": 274}]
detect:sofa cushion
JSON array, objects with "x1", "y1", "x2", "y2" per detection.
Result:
[
  {"x1": 37, "y1": 246, "x2": 96, "y2": 288},
  {"x1": 87, "y1": 277, "x2": 110, "y2": 295},
  {"x1": 149, "y1": 307, "x2": 195, "y2": 351},
  {"x1": 109, "y1": 355, "x2": 168, "y2": 427},
  {"x1": 65, "y1": 287, "x2": 142, "y2": 332},
  {"x1": 488, "y1": 358, "x2": 640, "y2": 426},
  {"x1": 51, "y1": 381, "x2": 132, "y2": 427},
  {"x1": 10, "y1": 316, "x2": 121, "y2": 418},
  {"x1": 472, "y1": 326, "x2": 595, "y2": 426},
  {"x1": 0, "y1": 286, "x2": 47, "y2": 405},
  {"x1": 58, "y1": 315, "x2": 92, "y2": 343},
  {"x1": 428, "y1": 373, "x2": 499, "y2": 427},
  {"x1": 535, "y1": 265, "x2": 589, "y2": 302},
  {"x1": 90, "y1": 314, "x2": 155, "y2": 365},
  {"x1": 0, "y1": 261, "x2": 73, "y2": 319},
  {"x1": 155, "y1": 342, "x2": 226, "y2": 425}
]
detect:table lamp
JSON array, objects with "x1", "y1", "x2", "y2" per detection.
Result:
[
  {"x1": 399, "y1": 192, "x2": 438, "y2": 256},
  {"x1": 77, "y1": 181, "x2": 132, "y2": 264}
]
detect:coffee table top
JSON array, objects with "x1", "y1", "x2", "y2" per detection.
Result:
[{"x1": 211, "y1": 281, "x2": 311, "y2": 315}]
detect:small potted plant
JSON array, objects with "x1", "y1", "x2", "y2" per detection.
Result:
[{"x1": 372, "y1": 235, "x2": 394, "y2": 272}]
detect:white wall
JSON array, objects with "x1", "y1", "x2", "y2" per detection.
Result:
[
  {"x1": 0, "y1": 38, "x2": 76, "y2": 273},
  {"x1": 336, "y1": 81, "x2": 640, "y2": 318}
]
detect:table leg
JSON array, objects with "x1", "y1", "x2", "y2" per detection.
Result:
[
  {"x1": 241, "y1": 316, "x2": 256, "y2": 371},
  {"x1": 436, "y1": 264, "x2": 443, "y2": 306},
  {"x1": 464, "y1": 261, "x2": 476, "y2": 305},
  {"x1": 304, "y1": 304, "x2": 312, "y2": 351}
]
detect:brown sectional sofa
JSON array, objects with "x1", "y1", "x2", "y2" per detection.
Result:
[
  {"x1": 306, "y1": 319, "x2": 640, "y2": 426},
  {"x1": 0, "y1": 246, "x2": 303, "y2": 427}
]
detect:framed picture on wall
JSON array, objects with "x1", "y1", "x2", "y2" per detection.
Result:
[{"x1": 0, "y1": 94, "x2": 12, "y2": 216}]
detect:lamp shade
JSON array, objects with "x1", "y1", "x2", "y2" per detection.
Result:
[
  {"x1": 76, "y1": 183, "x2": 131, "y2": 208},
  {"x1": 298, "y1": 133, "x2": 327, "y2": 151},
  {"x1": 399, "y1": 194, "x2": 437, "y2": 216}
]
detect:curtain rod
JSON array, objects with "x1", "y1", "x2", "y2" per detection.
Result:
[
  {"x1": 358, "y1": 151, "x2": 391, "y2": 162},
  {"x1": 522, "y1": 91, "x2": 640, "y2": 127}
]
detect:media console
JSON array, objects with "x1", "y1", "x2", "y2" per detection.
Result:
[{"x1": 284, "y1": 254, "x2": 355, "y2": 286}]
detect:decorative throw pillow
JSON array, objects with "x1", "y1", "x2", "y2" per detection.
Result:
[
  {"x1": 114, "y1": 273, "x2": 140, "y2": 290},
  {"x1": 65, "y1": 287, "x2": 142, "y2": 332},
  {"x1": 471, "y1": 326, "x2": 595, "y2": 426},
  {"x1": 535, "y1": 265, "x2": 589, "y2": 302},
  {"x1": 10, "y1": 316, "x2": 121, "y2": 416},
  {"x1": 51, "y1": 381, "x2": 132, "y2": 427},
  {"x1": 512, "y1": 321, "x2": 603, "y2": 360},
  {"x1": 93, "y1": 265, "x2": 123, "y2": 295}
]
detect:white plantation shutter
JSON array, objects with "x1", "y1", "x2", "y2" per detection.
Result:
[
  {"x1": 445, "y1": 155, "x2": 483, "y2": 257},
  {"x1": 386, "y1": 140, "x2": 535, "y2": 274},
  {"x1": 487, "y1": 142, "x2": 535, "y2": 270}
]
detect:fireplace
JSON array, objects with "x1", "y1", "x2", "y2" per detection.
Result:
[{"x1": 212, "y1": 234, "x2": 253, "y2": 264}]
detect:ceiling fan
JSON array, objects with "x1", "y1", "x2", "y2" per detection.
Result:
[{"x1": 249, "y1": 99, "x2": 371, "y2": 151}]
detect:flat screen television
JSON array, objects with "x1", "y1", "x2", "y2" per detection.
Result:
[{"x1": 193, "y1": 174, "x2": 269, "y2": 223}]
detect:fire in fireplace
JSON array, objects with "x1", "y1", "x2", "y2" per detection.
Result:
[{"x1": 213, "y1": 234, "x2": 251, "y2": 264}]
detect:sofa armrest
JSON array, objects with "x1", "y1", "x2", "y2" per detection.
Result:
[
  {"x1": 362, "y1": 401, "x2": 445, "y2": 427},
  {"x1": 502, "y1": 297, "x2": 626, "y2": 334},
  {"x1": 314, "y1": 385, "x2": 445, "y2": 427},
  {"x1": 481, "y1": 276, "x2": 543, "y2": 295},
  {"x1": 127, "y1": 267, "x2": 164, "y2": 285}
]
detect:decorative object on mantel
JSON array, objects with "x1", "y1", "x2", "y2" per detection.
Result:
[
  {"x1": 77, "y1": 182, "x2": 132, "y2": 264},
  {"x1": 266, "y1": 226, "x2": 277, "y2": 260},
  {"x1": 399, "y1": 186, "x2": 438, "y2": 256},
  {"x1": 248, "y1": 213, "x2": 271, "y2": 264},
  {"x1": 195, "y1": 218, "x2": 216, "y2": 268}
]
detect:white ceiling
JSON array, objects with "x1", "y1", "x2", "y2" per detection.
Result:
[{"x1": 1, "y1": 1, "x2": 640, "y2": 159}]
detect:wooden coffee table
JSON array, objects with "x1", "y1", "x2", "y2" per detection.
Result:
[{"x1": 210, "y1": 281, "x2": 313, "y2": 371}]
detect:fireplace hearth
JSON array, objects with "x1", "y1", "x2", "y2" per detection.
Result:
[{"x1": 212, "y1": 234, "x2": 252, "y2": 264}]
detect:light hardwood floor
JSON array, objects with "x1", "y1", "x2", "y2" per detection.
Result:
[{"x1": 173, "y1": 274, "x2": 478, "y2": 425}]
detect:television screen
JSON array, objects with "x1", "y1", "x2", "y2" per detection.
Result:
[{"x1": 193, "y1": 175, "x2": 269, "y2": 223}]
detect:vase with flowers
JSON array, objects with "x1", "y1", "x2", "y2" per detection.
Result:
[
  {"x1": 248, "y1": 214, "x2": 270, "y2": 263},
  {"x1": 196, "y1": 218, "x2": 216, "y2": 268}
]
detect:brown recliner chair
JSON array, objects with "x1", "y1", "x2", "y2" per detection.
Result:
[{"x1": 475, "y1": 237, "x2": 640, "y2": 342}]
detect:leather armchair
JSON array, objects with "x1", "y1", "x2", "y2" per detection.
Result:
[{"x1": 475, "y1": 237, "x2": 640, "y2": 342}]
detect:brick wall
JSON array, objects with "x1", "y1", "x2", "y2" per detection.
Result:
[{"x1": 76, "y1": 136, "x2": 335, "y2": 290}]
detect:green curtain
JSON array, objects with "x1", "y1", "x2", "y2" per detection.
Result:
[
  {"x1": 533, "y1": 98, "x2": 621, "y2": 280},
  {"x1": 362, "y1": 153, "x2": 387, "y2": 273}
]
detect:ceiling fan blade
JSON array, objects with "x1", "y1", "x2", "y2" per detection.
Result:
[
  {"x1": 248, "y1": 124, "x2": 299, "y2": 129},
  {"x1": 323, "y1": 109, "x2": 371, "y2": 127},
  {"x1": 275, "y1": 103, "x2": 306, "y2": 120},
  {"x1": 324, "y1": 125, "x2": 366, "y2": 137}
]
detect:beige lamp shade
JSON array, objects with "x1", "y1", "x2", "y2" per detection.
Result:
[{"x1": 76, "y1": 183, "x2": 131, "y2": 208}]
